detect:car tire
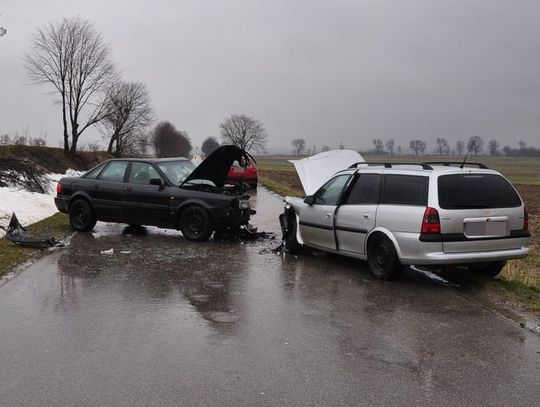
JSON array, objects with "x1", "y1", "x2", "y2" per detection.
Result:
[
  {"x1": 69, "y1": 199, "x2": 97, "y2": 232},
  {"x1": 468, "y1": 261, "x2": 506, "y2": 277},
  {"x1": 180, "y1": 206, "x2": 213, "y2": 241},
  {"x1": 367, "y1": 235, "x2": 402, "y2": 280}
]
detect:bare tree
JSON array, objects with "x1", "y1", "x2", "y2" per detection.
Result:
[
  {"x1": 100, "y1": 81, "x2": 153, "y2": 157},
  {"x1": 467, "y1": 136, "x2": 484, "y2": 156},
  {"x1": 436, "y1": 138, "x2": 450, "y2": 155},
  {"x1": 455, "y1": 140, "x2": 465, "y2": 156},
  {"x1": 487, "y1": 139, "x2": 500, "y2": 156},
  {"x1": 292, "y1": 138, "x2": 306, "y2": 156},
  {"x1": 372, "y1": 139, "x2": 384, "y2": 154},
  {"x1": 151, "y1": 121, "x2": 192, "y2": 158},
  {"x1": 385, "y1": 139, "x2": 395, "y2": 156},
  {"x1": 321, "y1": 145, "x2": 331, "y2": 152},
  {"x1": 0, "y1": 134, "x2": 11, "y2": 145},
  {"x1": 201, "y1": 137, "x2": 220, "y2": 157},
  {"x1": 25, "y1": 17, "x2": 116, "y2": 156},
  {"x1": 30, "y1": 137, "x2": 47, "y2": 147},
  {"x1": 219, "y1": 114, "x2": 268, "y2": 152},
  {"x1": 409, "y1": 139, "x2": 426, "y2": 156}
]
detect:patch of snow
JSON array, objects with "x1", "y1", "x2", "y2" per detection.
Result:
[{"x1": 0, "y1": 169, "x2": 82, "y2": 237}]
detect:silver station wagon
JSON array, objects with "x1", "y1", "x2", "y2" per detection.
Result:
[{"x1": 280, "y1": 158, "x2": 530, "y2": 280}]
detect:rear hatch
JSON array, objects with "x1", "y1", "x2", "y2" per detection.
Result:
[{"x1": 436, "y1": 173, "x2": 526, "y2": 253}]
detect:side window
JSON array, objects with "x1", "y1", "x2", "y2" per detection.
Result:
[
  {"x1": 345, "y1": 174, "x2": 381, "y2": 205},
  {"x1": 98, "y1": 161, "x2": 128, "y2": 183},
  {"x1": 83, "y1": 164, "x2": 105, "y2": 179},
  {"x1": 382, "y1": 175, "x2": 428, "y2": 206},
  {"x1": 313, "y1": 175, "x2": 350, "y2": 205},
  {"x1": 128, "y1": 162, "x2": 163, "y2": 185}
]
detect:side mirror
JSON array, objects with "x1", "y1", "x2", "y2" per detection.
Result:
[
  {"x1": 149, "y1": 178, "x2": 164, "y2": 188},
  {"x1": 304, "y1": 195, "x2": 315, "y2": 205}
]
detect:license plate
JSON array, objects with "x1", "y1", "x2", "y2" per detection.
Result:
[{"x1": 465, "y1": 221, "x2": 507, "y2": 237}]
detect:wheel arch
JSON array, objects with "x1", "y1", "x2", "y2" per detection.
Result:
[
  {"x1": 365, "y1": 228, "x2": 403, "y2": 259},
  {"x1": 68, "y1": 192, "x2": 93, "y2": 210},
  {"x1": 176, "y1": 200, "x2": 215, "y2": 226}
]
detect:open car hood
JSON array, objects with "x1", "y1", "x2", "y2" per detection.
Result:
[
  {"x1": 288, "y1": 149, "x2": 364, "y2": 196},
  {"x1": 183, "y1": 145, "x2": 254, "y2": 187}
]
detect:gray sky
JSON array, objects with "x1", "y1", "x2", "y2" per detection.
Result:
[{"x1": 1, "y1": 0, "x2": 540, "y2": 153}]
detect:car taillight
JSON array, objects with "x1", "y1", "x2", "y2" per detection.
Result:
[
  {"x1": 421, "y1": 207, "x2": 440, "y2": 234},
  {"x1": 524, "y1": 207, "x2": 529, "y2": 231},
  {"x1": 56, "y1": 182, "x2": 63, "y2": 194}
]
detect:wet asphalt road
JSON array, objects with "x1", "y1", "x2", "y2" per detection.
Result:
[{"x1": 0, "y1": 187, "x2": 539, "y2": 406}]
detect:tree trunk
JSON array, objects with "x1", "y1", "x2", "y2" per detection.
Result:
[
  {"x1": 62, "y1": 93, "x2": 69, "y2": 156},
  {"x1": 69, "y1": 123, "x2": 79, "y2": 156}
]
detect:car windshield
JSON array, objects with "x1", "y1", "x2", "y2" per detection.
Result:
[{"x1": 156, "y1": 160, "x2": 196, "y2": 185}]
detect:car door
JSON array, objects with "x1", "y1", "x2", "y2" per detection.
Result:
[
  {"x1": 335, "y1": 173, "x2": 381, "y2": 255},
  {"x1": 124, "y1": 162, "x2": 171, "y2": 225},
  {"x1": 92, "y1": 161, "x2": 129, "y2": 219},
  {"x1": 299, "y1": 174, "x2": 351, "y2": 251}
]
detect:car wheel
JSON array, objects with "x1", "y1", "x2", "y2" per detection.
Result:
[
  {"x1": 180, "y1": 206, "x2": 213, "y2": 241},
  {"x1": 69, "y1": 199, "x2": 97, "y2": 232},
  {"x1": 367, "y1": 235, "x2": 402, "y2": 280},
  {"x1": 468, "y1": 261, "x2": 506, "y2": 277}
]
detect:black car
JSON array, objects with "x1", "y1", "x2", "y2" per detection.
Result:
[{"x1": 54, "y1": 146, "x2": 255, "y2": 241}]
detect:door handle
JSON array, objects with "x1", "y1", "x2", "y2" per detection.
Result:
[
  {"x1": 93, "y1": 184, "x2": 99, "y2": 189},
  {"x1": 362, "y1": 213, "x2": 370, "y2": 219},
  {"x1": 325, "y1": 212, "x2": 332, "y2": 218},
  {"x1": 123, "y1": 187, "x2": 131, "y2": 192}
]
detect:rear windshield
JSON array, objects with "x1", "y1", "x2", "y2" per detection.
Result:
[{"x1": 438, "y1": 174, "x2": 521, "y2": 209}]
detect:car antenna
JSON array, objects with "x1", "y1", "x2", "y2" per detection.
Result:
[{"x1": 460, "y1": 135, "x2": 477, "y2": 169}]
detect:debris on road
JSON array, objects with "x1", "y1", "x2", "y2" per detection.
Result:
[
  {"x1": 5, "y1": 213, "x2": 59, "y2": 249},
  {"x1": 100, "y1": 248, "x2": 114, "y2": 255}
]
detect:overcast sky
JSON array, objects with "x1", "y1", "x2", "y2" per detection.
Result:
[{"x1": 1, "y1": 0, "x2": 540, "y2": 153}]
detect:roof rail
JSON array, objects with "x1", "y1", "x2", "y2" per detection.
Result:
[
  {"x1": 348, "y1": 162, "x2": 434, "y2": 170},
  {"x1": 422, "y1": 161, "x2": 489, "y2": 169}
]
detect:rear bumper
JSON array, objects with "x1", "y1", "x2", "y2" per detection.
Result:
[
  {"x1": 54, "y1": 197, "x2": 69, "y2": 213},
  {"x1": 400, "y1": 246, "x2": 529, "y2": 265}
]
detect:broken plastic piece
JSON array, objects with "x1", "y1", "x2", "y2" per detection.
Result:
[
  {"x1": 100, "y1": 248, "x2": 114, "y2": 255},
  {"x1": 6, "y1": 213, "x2": 59, "y2": 248}
]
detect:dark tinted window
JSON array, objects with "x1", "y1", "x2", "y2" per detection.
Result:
[
  {"x1": 314, "y1": 175, "x2": 350, "y2": 205},
  {"x1": 345, "y1": 174, "x2": 381, "y2": 205},
  {"x1": 438, "y1": 174, "x2": 521, "y2": 209},
  {"x1": 382, "y1": 175, "x2": 428, "y2": 206},
  {"x1": 98, "y1": 161, "x2": 128, "y2": 182}
]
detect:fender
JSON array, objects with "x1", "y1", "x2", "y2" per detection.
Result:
[
  {"x1": 175, "y1": 198, "x2": 216, "y2": 218},
  {"x1": 283, "y1": 198, "x2": 305, "y2": 245},
  {"x1": 69, "y1": 191, "x2": 93, "y2": 208},
  {"x1": 365, "y1": 227, "x2": 403, "y2": 258}
]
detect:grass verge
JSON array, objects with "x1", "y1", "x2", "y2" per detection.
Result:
[
  {"x1": 258, "y1": 174, "x2": 303, "y2": 198},
  {"x1": 0, "y1": 213, "x2": 72, "y2": 278}
]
